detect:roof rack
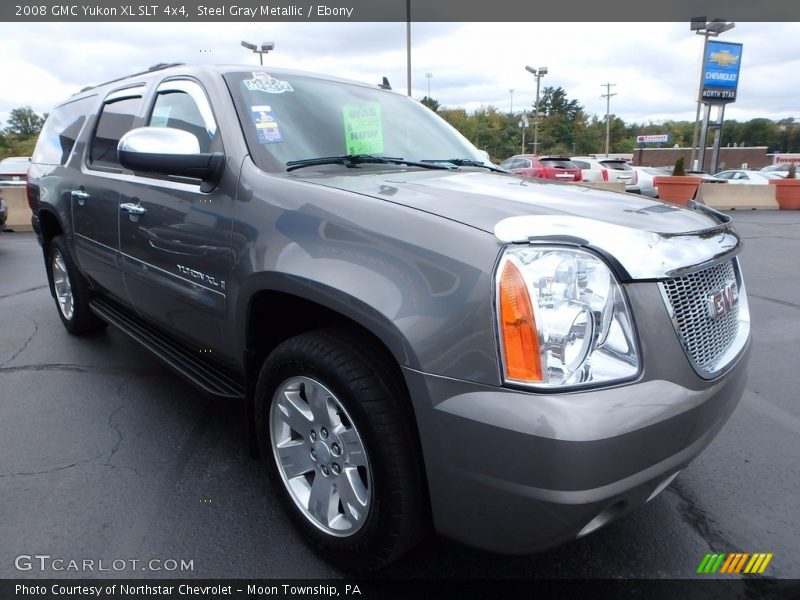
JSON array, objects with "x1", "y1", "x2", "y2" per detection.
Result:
[{"x1": 73, "y1": 62, "x2": 185, "y2": 95}]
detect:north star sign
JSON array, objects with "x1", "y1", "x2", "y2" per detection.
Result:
[{"x1": 702, "y1": 40, "x2": 743, "y2": 104}]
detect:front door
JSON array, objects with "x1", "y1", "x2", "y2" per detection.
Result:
[{"x1": 118, "y1": 78, "x2": 234, "y2": 353}]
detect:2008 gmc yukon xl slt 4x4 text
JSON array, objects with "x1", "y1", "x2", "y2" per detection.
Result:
[{"x1": 28, "y1": 63, "x2": 750, "y2": 570}]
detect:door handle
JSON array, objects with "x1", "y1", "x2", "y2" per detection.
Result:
[
  {"x1": 120, "y1": 203, "x2": 147, "y2": 216},
  {"x1": 70, "y1": 189, "x2": 90, "y2": 205}
]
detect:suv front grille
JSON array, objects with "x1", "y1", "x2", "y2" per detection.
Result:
[{"x1": 661, "y1": 259, "x2": 742, "y2": 376}]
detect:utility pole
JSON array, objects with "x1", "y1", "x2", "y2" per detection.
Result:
[
  {"x1": 425, "y1": 72, "x2": 432, "y2": 98},
  {"x1": 509, "y1": 89, "x2": 514, "y2": 115},
  {"x1": 601, "y1": 82, "x2": 617, "y2": 157}
]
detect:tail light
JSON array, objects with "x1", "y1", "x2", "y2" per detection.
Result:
[
  {"x1": 574, "y1": 170, "x2": 582, "y2": 182},
  {"x1": 26, "y1": 180, "x2": 34, "y2": 210},
  {"x1": 601, "y1": 169, "x2": 609, "y2": 182}
]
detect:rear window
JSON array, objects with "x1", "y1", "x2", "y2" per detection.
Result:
[
  {"x1": 32, "y1": 95, "x2": 96, "y2": 166},
  {"x1": 540, "y1": 159, "x2": 577, "y2": 169},
  {"x1": 600, "y1": 160, "x2": 633, "y2": 171},
  {"x1": 572, "y1": 160, "x2": 590, "y2": 169}
]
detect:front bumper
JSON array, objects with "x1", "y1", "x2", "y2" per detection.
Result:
[{"x1": 403, "y1": 281, "x2": 750, "y2": 554}]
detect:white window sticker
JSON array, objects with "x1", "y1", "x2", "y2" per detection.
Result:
[{"x1": 244, "y1": 73, "x2": 294, "y2": 94}]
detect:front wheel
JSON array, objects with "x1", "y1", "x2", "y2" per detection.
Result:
[{"x1": 255, "y1": 329, "x2": 427, "y2": 571}]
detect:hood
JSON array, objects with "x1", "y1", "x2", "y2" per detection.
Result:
[
  {"x1": 293, "y1": 168, "x2": 740, "y2": 280},
  {"x1": 293, "y1": 169, "x2": 720, "y2": 235}
]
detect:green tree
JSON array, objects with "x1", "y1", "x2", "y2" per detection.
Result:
[
  {"x1": 420, "y1": 96, "x2": 440, "y2": 112},
  {"x1": 4, "y1": 106, "x2": 45, "y2": 137}
]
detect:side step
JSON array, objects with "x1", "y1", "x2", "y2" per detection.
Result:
[{"x1": 90, "y1": 298, "x2": 245, "y2": 400}]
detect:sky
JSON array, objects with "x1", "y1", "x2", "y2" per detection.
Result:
[{"x1": 1, "y1": 21, "x2": 799, "y2": 128}]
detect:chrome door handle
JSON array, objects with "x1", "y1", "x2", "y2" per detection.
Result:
[
  {"x1": 71, "y1": 189, "x2": 90, "y2": 205},
  {"x1": 120, "y1": 203, "x2": 147, "y2": 216}
]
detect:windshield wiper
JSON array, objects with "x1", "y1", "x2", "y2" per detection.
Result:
[
  {"x1": 421, "y1": 158, "x2": 507, "y2": 173},
  {"x1": 286, "y1": 154, "x2": 451, "y2": 172}
]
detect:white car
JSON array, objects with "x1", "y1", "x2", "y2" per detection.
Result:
[
  {"x1": 632, "y1": 167, "x2": 668, "y2": 197},
  {"x1": 713, "y1": 170, "x2": 784, "y2": 185},
  {"x1": 571, "y1": 156, "x2": 638, "y2": 191}
]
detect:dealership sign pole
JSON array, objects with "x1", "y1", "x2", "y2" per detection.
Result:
[{"x1": 697, "y1": 40, "x2": 743, "y2": 173}]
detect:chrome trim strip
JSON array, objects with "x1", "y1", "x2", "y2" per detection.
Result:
[
  {"x1": 493, "y1": 215, "x2": 741, "y2": 281},
  {"x1": 75, "y1": 233, "x2": 225, "y2": 297}
]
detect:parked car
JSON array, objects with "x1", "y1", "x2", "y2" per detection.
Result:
[
  {"x1": 0, "y1": 156, "x2": 31, "y2": 186},
  {"x1": 29, "y1": 63, "x2": 750, "y2": 570},
  {"x1": 632, "y1": 166, "x2": 668, "y2": 197},
  {"x1": 713, "y1": 170, "x2": 783, "y2": 184},
  {"x1": 759, "y1": 164, "x2": 798, "y2": 178},
  {"x1": 499, "y1": 154, "x2": 582, "y2": 181},
  {"x1": 571, "y1": 156, "x2": 638, "y2": 191}
]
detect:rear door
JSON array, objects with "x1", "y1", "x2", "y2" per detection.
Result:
[
  {"x1": 118, "y1": 78, "x2": 234, "y2": 352},
  {"x1": 74, "y1": 86, "x2": 145, "y2": 298}
]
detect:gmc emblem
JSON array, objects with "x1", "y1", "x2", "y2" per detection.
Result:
[{"x1": 707, "y1": 280, "x2": 739, "y2": 320}]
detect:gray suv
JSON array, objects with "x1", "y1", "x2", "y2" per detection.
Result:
[{"x1": 28, "y1": 63, "x2": 750, "y2": 570}]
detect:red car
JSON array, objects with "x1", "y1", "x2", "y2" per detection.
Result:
[{"x1": 499, "y1": 154, "x2": 583, "y2": 182}]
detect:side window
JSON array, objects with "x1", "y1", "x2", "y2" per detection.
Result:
[
  {"x1": 499, "y1": 158, "x2": 515, "y2": 169},
  {"x1": 32, "y1": 95, "x2": 97, "y2": 166},
  {"x1": 148, "y1": 80, "x2": 218, "y2": 153},
  {"x1": 89, "y1": 94, "x2": 143, "y2": 170}
]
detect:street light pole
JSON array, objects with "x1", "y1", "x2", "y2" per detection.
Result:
[
  {"x1": 241, "y1": 40, "x2": 274, "y2": 65},
  {"x1": 689, "y1": 17, "x2": 735, "y2": 170},
  {"x1": 509, "y1": 89, "x2": 514, "y2": 115},
  {"x1": 525, "y1": 65, "x2": 548, "y2": 154},
  {"x1": 426, "y1": 72, "x2": 432, "y2": 98}
]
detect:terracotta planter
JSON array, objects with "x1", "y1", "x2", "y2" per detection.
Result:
[
  {"x1": 653, "y1": 176, "x2": 702, "y2": 206},
  {"x1": 769, "y1": 179, "x2": 800, "y2": 210}
]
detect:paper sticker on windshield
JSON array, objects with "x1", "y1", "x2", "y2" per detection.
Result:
[
  {"x1": 343, "y1": 102, "x2": 383, "y2": 155},
  {"x1": 251, "y1": 105, "x2": 283, "y2": 144},
  {"x1": 244, "y1": 72, "x2": 294, "y2": 94}
]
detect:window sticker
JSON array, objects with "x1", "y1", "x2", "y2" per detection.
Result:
[
  {"x1": 250, "y1": 105, "x2": 283, "y2": 144},
  {"x1": 243, "y1": 72, "x2": 294, "y2": 94},
  {"x1": 343, "y1": 102, "x2": 384, "y2": 155}
]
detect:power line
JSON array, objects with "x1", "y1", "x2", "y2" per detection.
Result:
[{"x1": 601, "y1": 82, "x2": 617, "y2": 156}]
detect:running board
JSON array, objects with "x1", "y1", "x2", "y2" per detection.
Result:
[{"x1": 90, "y1": 298, "x2": 245, "y2": 400}]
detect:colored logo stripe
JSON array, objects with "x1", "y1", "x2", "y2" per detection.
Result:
[{"x1": 697, "y1": 552, "x2": 773, "y2": 574}]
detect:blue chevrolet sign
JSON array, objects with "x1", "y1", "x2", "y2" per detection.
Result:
[{"x1": 702, "y1": 41, "x2": 743, "y2": 103}]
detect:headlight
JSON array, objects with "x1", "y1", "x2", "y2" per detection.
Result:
[{"x1": 496, "y1": 246, "x2": 639, "y2": 388}]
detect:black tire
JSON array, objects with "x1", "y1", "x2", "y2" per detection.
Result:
[
  {"x1": 47, "y1": 235, "x2": 107, "y2": 334},
  {"x1": 255, "y1": 329, "x2": 428, "y2": 571}
]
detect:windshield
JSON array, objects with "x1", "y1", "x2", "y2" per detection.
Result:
[{"x1": 223, "y1": 71, "x2": 486, "y2": 172}]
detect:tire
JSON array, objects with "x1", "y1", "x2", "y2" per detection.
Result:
[
  {"x1": 47, "y1": 235, "x2": 107, "y2": 334},
  {"x1": 255, "y1": 329, "x2": 427, "y2": 571}
]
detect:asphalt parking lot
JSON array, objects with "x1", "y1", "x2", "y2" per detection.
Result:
[{"x1": 1, "y1": 210, "x2": 799, "y2": 580}]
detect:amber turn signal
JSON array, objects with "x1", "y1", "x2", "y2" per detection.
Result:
[{"x1": 498, "y1": 259, "x2": 542, "y2": 382}]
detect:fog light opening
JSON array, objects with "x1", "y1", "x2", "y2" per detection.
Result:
[{"x1": 576, "y1": 500, "x2": 628, "y2": 538}]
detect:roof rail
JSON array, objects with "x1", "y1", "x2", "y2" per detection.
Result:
[{"x1": 72, "y1": 62, "x2": 186, "y2": 95}]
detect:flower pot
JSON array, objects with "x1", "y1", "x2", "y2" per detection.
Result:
[
  {"x1": 653, "y1": 176, "x2": 701, "y2": 206},
  {"x1": 769, "y1": 179, "x2": 800, "y2": 210}
]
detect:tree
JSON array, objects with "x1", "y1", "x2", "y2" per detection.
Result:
[
  {"x1": 4, "y1": 106, "x2": 45, "y2": 137},
  {"x1": 420, "y1": 96, "x2": 440, "y2": 112}
]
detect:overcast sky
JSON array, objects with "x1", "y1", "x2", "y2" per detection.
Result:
[{"x1": 1, "y1": 21, "x2": 799, "y2": 127}]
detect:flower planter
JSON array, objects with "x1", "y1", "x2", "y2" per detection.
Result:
[
  {"x1": 769, "y1": 179, "x2": 800, "y2": 210},
  {"x1": 653, "y1": 176, "x2": 701, "y2": 206}
]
